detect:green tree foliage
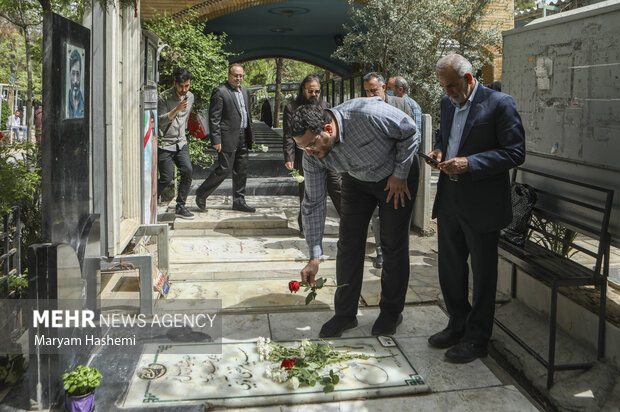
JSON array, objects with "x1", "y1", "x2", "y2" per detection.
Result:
[
  {"x1": 333, "y1": 0, "x2": 503, "y2": 120},
  {"x1": 0, "y1": 25, "x2": 42, "y2": 103},
  {"x1": 143, "y1": 13, "x2": 230, "y2": 113},
  {"x1": 515, "y1": 0, "x2": 536, "y2": 10},
  {"x1": 244, "y1": 58, "x2": 327, "y2": 87}
]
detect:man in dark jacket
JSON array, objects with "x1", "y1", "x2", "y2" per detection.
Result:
[
  {"x1": 425, "y1": 53, "x2": 525, "y2": 363},
  {"x1": 196, "y1": 63, "x2": 255, "y2": 213},
  {"x1": 283, "y1": 75, "x2": 341, "y2": 236}
]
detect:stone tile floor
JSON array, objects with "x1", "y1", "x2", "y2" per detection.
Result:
[{"x1": 81, "y1": 195, "x2": 543, "y2": 411}]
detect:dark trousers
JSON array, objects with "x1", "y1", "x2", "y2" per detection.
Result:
[
  {"x1": 195, "y1": 141, "x2": 249, "y2": 202},
  {"x1": 158, "y1": 145, "x2": 193, "y2": 207},
  {"x1": 436, "y1": 180, "x2": 500, "y2": 345},
  {"x1": 295, "y1": 148, "x2": 342, "y2": 229},
  {"x1": 334, "y1": 161, "x2": 419, "y2": 318}
]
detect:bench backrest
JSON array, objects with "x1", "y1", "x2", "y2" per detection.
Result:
[{"x1": 512, "y1": 167, "x2": 614, "y2": 279}]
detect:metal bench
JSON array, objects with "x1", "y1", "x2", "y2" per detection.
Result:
[{"x1": 496, "y1": 167, "x2": 614, "y2": 388}]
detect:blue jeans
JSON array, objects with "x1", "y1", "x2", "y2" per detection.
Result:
[{"x1": 12, "y1": 126, "x2": 27, "y2": 141}]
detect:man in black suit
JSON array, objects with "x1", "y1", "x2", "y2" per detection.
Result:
[
  {"x1": 425, "y1": 53, "x2": 525, "y2": 363},
  {"x1": 196, "y1": 63, "x2": 255, "y2": 213}
]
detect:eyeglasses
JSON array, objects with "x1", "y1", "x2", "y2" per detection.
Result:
[
  {"x1": 305, "y1": 89, "x2": 321, "y2": 94},
  {"x1": 295, "y1": 135, "x2": 320, "y2": 152},
  {"x1": 364, "y1": 88, "x2": 380, "y2": 94},
  {"x1": 231, "y1": 74, "x2": 244, "y2": 78}
]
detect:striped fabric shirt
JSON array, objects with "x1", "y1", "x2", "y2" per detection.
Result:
[
  {"x1": 302, "y1": 97, "x2": 418, "y2": 258},
  {"x1": 403, "y1": 95, "x2": 423, "y2": 143}
]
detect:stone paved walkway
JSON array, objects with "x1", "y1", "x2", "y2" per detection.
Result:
[{"x1": 92, "y1": 193, "x2": 539, "y2": 411}]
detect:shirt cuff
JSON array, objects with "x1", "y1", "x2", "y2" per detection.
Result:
[
  {"x1": 310, "y1": 245, "x2": 322, "y2": 259},
  {"x1": 392, "y1": 164, "x2": 410, "y2": 180}
]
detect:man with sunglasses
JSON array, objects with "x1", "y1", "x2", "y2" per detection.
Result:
[
  {"x1": 283, "y1": 75, "x2": 342, "y2": 237},
  {"x1": 291, "y1": 97, "x2": 419, "y2": 338}
]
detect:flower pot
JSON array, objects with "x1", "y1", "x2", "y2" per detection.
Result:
[{"x1": 65, "y1": 391, "x2": 95, "y2": 412}]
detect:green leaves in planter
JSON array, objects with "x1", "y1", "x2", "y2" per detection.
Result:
[{"x1": 62, "y1": 365, "x2": 102, "y2": 397}]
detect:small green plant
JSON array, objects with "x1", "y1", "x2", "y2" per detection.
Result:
[
  {"x1": 62, "y1": 365, "x2": 102, "y2": 397},
  {"x1": 530, "y1": 216, "x2": 578, "y2": 257}
]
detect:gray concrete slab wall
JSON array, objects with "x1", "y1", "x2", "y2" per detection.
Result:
[{"x1": 503, "y1": 0, "x2": 620, "y2": 246}]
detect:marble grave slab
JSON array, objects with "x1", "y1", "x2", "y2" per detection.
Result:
[{"x1": 123, "y1": 337, "x2": 429, "y2": 408}]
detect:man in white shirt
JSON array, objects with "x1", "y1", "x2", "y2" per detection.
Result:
[{"x1": 7, "y1": 110, "x2": 27, "y2": 141}]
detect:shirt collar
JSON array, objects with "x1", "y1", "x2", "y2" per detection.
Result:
[
  {"x1": 327, "y1": 108, "x2": 344, "y2": 144},
  {"x1": 451, "y1": 80, "x2": 479, "y2": 110}
]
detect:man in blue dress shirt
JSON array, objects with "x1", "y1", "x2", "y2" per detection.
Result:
[{"x1": 290, "y1": 97, "x2": 419, "y2": 338}]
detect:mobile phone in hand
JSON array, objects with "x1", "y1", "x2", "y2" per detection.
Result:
[{"x1": 418, "y1": 152, "x2": 439, "y2": 167}]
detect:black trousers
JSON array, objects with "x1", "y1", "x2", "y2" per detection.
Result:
[
  {"x1": 436, "y1": 180, "x2": 500, "y2": 345},
  {"x1": 158, "y1": 145, "x2": 193, "y2": 207},
  {"x1": 295, "y1": 148, "x2": 342, "y2": 229},
  {"x1": 334, "y1": 161, "x2": 419, "y2": 318},
  {"x1": 195, "y1": 140, "x2": 249, "y2": 202}
]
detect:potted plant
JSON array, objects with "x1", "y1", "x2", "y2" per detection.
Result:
[{"x1": 62, "y1": 365, "x2": 102, "y2": 412}]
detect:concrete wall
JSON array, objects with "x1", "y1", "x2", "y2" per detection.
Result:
[{"x1": 503, "y1": 0, "x2": 620, "y2": 246}]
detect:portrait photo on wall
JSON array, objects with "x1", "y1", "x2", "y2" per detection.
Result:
[{"x1": 64, "y1": 43, "x2": 85, "y2": 119}]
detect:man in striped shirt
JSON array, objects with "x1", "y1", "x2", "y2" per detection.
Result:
[{"x1": 291, "y1": 97, "x2": 419, "y2": 338}]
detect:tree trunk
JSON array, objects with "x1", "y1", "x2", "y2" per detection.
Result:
[
  {"x1": 273, "y1": 58, "x2": 283, "y2": 128},
  {"x1": 24, "y1": 26, "x2": 33, "y2": 143}
]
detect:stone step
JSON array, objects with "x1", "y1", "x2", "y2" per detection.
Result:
[
  {"x1": 189, "y1": 176, "x2": 298, "y2": 195},
  {"x1": 173, "y1": 207, "x2": 290, "y2": 230}
]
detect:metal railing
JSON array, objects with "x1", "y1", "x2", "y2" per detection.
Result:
[{"x1": 0, "y1": 206, "x2": 22, "y2": 298}]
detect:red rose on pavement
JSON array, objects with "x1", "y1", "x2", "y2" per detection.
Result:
[
  {"x1": 288, "y1": 280, "x2": 300, "y2": 293},
  {"x1": 280, "y1": 357, "x2": 296, "y2": 369}
]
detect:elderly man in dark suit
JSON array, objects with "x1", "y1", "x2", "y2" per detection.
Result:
[
  {"x1": 425, "y1": 53, "x2": 525, "y2": 363},
  {"x1": 196, "y1": 63, "x2": 255, "y2": 213}
]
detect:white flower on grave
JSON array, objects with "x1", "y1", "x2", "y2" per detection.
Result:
[
  {"x1": 261, "y1": 144, "x2": 269, "y2": 152},
  {"x1": 257, "y1": 337, "x2": 273, "y2": 361},
  {"x1": 264, "y1": 364, "x2": 289, "y2": 383},
  {"x1": 288, "y1": 376, "x2": 300, "y2": 390}
]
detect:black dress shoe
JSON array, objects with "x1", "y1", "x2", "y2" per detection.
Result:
[
  {"x1": 195, "y1": 195, "x2": 206, "y2": 211},
  {"x1": 373, "y1": 253, "x2": 383, "y2": 269},
  {"x1": 175, "y1": 205, "x2": 195, "y2": 220},
  {"x1": 319, "y1": 316, "x2": 358, "y2": 338},
  {"x1": 428, "y1": 327, "x2": 465, "y2": 349},
  {"x1": 232, "y1": 201, "x2": 256, "y2": 213},
  {"x1": 371, "y1": 312, "x2": 403, "y2": 336},
  {"x1": 445, "y1": 342, "x2": 488, "y2": 363}
]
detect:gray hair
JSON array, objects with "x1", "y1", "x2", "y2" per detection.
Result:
[
  {"x1": 436, "y1": 53, "x2": 473, "y2": 77},
  {"x1": 362, "y1": 72, "x2": 385, "y2": 86},
  {"x1": 391, "y1": 76, "x2": 409, "y2": 94}
]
